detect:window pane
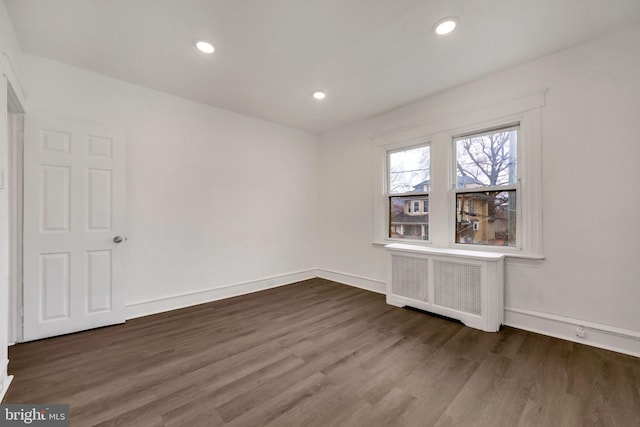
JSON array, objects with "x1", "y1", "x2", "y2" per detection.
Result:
[
  {"x1": 455, "y1": 191, "x2": 516, "y2": 246},
  {"x1": 390, "y1": 196, "x2": 429, "y2": 240},
  {"x1": 389, "y1": 145, "x2": 430, "y2": 194},
  {"x1": 456, "y1": 129, "x2": 517, "y2": 188}
]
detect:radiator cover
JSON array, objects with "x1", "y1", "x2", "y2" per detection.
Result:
[{"x1": 386, "y1": 244, "x2": 505, "y2": 332}]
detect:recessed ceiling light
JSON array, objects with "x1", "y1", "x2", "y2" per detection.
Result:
[
  {"x1": 195, "y1": 40, "x2": 215, "y2": 54},
  {"x1": 434, "y1": 17, "x2": 458, "y2": 36},
  {"x1": 313, "y1": 91, "x2": 326, "y2": 100}
]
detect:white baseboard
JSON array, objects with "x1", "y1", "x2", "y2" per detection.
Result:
[
  {"x1": 126, "y1": 269, "x2": 640, "y2": 359},
  {"x1": 126, "y1": 269, "x2": 317, "y2": 320},
  {"x1": 125, "y1": 268, "x2": 385, "y2": 320},
  {"x1": 314, "y1": 268, "x2": 386, "y2": 294},
  {"x1": 0, "y1": 358, "x2": 12, "y2": 403},
  {"x1": 0, "y1": 376, "x2": 13, "y2": 403},
  {"x1": 505, "y1": 307, "x2": 640, "y2": 358}
]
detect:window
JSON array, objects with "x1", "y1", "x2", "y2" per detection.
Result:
[
  {"x1": 467, "y1": 199, "x2": 474, "y2": 214},
  {"x1": 454, "y1": 126, "x2": 518, "y2": 247},
  {"x1": 374, "y1": 90, "x2": 543, "y2": 257},
  {"x1": 387, "y1": 144, "x2": 430, "y2": 241}
]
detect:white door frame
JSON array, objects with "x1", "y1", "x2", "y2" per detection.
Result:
[
  {"x1": 1, "y1": 50, "x2": 26, "y2": 402},
  {"x1": 8, "y1": 96, "x2": 24, "y2": 344}
]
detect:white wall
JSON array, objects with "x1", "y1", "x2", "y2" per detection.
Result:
[
  {"x1": 20, "y1": 54, "x2": 320, "y2": 313},
  {"x1": 318, "y1": 24, "x2": 640, "y2": 351}
]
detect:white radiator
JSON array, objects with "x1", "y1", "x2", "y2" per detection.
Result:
[{"x1": 386, "y1": 243, "x2": 504, "y2": 332}]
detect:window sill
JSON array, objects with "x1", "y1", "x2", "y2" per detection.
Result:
[
  {"x1": 372, "y1": 239, "x2": 432, "y2": 247},
  {"x1": 385, "y1": 243, "x2": 506, "y2": 260},
  {"x1": 450, "y1": 243, "x2": 545, "y2": 260},
  {"x1": 373, "y1": 240, "x2": 545, "y2": 260}
]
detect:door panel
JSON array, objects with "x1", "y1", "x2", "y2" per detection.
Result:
[
  {"x1": 23, "y1": 116, "x2": 126, "y2": 341},
  {"x1": 42, "y1": 165, "x2": 71, "y2": 232},
  {"x1": 86, "y1": 168, "x2": 112, "y2": 230},
  {"x1": 40, "y1": 252, "x2": 70, "y2": 321},
  {"x1": 86, "y1": 250, "x2": 112, "y2": 313}
]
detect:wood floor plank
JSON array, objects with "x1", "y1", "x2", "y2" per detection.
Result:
[
  {"x1": 322, "y1": 399, "x2": 373, "y2": 427},
  {"x1": 517, "y1": 393, "x2": 583, "y2": 427},
  {"x1": 263, "y1": 383, "x2": 359, "y2": 427},
  {"x1": 5, "y1": 278, "x2": 640, "y2": 427},
  {"x1": 359, "y1": 387, "x2": 417, "y2": 427},
  {"x1": 224, "y1": 372, "x2": 333, "y2": 426},
  {"x1": 214, "y1": 351, "x2": 338, "y2": 423},
  {"x1": 163, "y1": 409, "x2": 226, "y2": 427},
  {"x1": 161, "y1": 354, "x2": 306, "y2": 423},
  {"x1": 433, "y1": 352, "x2": 521, "y2": 427},
  {"x1": 566, "y1": 344, "x2": 640, "y2": 426},
  {"x1": 396, "y1": 355, "x2": 480, "y2": 426}
]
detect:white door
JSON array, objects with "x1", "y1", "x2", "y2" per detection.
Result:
[{"x1": 22, "y1": 116, "x2": 126, "y2": 341}]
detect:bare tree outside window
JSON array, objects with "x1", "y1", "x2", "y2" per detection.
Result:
[{"x1": 456, "y1": 130, "x2": 517, "y2": 187}]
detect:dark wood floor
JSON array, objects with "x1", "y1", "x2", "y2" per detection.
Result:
[{"x1": 5, "y1": 278, "x2": 640, "y2": 426}]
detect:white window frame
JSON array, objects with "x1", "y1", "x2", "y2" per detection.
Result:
[{"x1": 373, "y1": 90, "x2": 544, "y2": 259}]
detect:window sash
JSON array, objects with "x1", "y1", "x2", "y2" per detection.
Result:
[
  {"x1": 386, "y1": 142, "x2": 430, "y2": 197},
  {"x1": 389, "y1": 195, "x2": 430, "y2": 241},
  {"x1": 453, "y1": 124, "x2": 520, "y2": 249},
  {"x1": 454, "y1": 126, "x2": 519, "y2": 190},
  {"x1": 453, "y1": 124, "x2": 520, "y2": 142},
  {"x1": 454, "y1": 184, "x2": 517, "y2": 194},
  {"x1": 454, "y1": 190, "x2": 517, "y2": 247}
]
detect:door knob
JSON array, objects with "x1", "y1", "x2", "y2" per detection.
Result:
[{"x1": 113, "y1": 236, "x2": 124, "y2": 243}]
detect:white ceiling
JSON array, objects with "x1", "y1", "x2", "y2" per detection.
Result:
[{"x1": 5, "y1": 0, "x2": 640, "y2": 134}]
